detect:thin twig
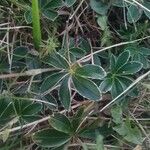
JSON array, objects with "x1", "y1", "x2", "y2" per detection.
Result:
[
  {"x1": 0, "y1": 68, "x2": 58, "y2": 79},
  {"x1": 77, "y1": 36, "x2": 150, "y2": 63},
  {"x1": 69, "y1": 0, "x2": 85, "y2": 20}
]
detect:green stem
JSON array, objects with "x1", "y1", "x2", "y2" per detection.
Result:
[{"x1": 32, "y1": 0, "x2": 42, "y2": 50}]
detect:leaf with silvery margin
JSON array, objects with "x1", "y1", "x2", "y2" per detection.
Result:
[
  {"x1": 24, "y1": 9, "x2": 32, "y2": 24},
  {"x1": 110, "y1": 53, "x2": 117, "y2": 72},
  {"x1": 125, "y1": 46, "x2": 150, "y2": 69},
  {"x1": 64, "y1": 0, "x2": 77, "y2": 7},
  {"x1": 75, "y1": 64, "x2": 106, "y2": 80},
  {"x1": 0, "y1": 97, "x2": 14, "y2": 126},
  {"x1": 132, "y1": 53, "x2": 149, "y2": 69},
  {"x1": 33, "y1": 129, "x2": 71, "y2": 148},
  {"x1": 118, "y1": 75, "x2": 139, "y2": 97},
  {"x1": 59, "y1": 76, "x2": 71, "y2": 110},
  {"x1": 117, "y1": 61, "x2": 143, "y2": 74},
  {"x1": 41, "y1": 72, "x2": 67, "y2": 93},
  {"x1": 70, "y1": 47, "x2": 86, "y2": 58},
  {"x1": 13, "y1": 99, "x2": 42, "y2": 116},
  {"x1": 99, "y1": 77, "x2": 112, "y2": 93},
  {"x1": 13, "y1": 99, "x2": 42, "y2": 122},
  {"x1": 115, "y1": 51, "x2": 130, "y2": 71},
  {"x1": 42, "y1": 94, "x2": 58, "y2": 110},
  {"x1": 43, "y1": 0, "x2": 64, "y2": 9},
  {"x1": 71, "y1": 107, "x2": 85, "y2": 131},
  {"x1": 42, "y1": 9, "x2": 58, "y2": 21},
  {"x1": 42, "y1": 52, "x2": 70, "y2": 69},
  {"x1": 143, "y1": 1, "x2": 150, "y2": 19},
  {"x1": 90, "y1": 0, "x2": 109, "y2": 15},
  {"x1": 49, "y1": 113, "x2": 73, "y2": 134},
  {"x1": 111, "y1": 105, "x2": 123, "y2": 124},
  {"x1": 127, "y1": 5, "x2": 143, "y2": 23},
  {"x1": 72, "y1": 75, "x2": 102, "y2": 101},
  {"x1": 111, "y1": 77, "x2": 124, "y2": 98},
  {"x1": 93, "y1": 54, "x2": 101, "y2": 66}
]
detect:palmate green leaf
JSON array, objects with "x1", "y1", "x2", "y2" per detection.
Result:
[
  {"x1": 115, "y1": 51, "x2": 130, "y2": 70},
  {"x1": 43, "y1": 52, "x2": 70, "y2": 69},
  {"x1": 72, "y1": 75, "x2": 101, "y2": 101},
  {"x1": 90, "y1": 0, "x2": 109, "y2": 15},
  {"x1": 59, "y1": 76, "x2": 71, "y2": 110},
  {"x1": 75, "y1": 64, "x2": 106, "y2": 79},
  {"x1": 49, "y1": 113, "x2": 73, "y2": 134},
  {"x1": 127, "y1": 5, "x2": 143, "y2": 23},
  {"x1": 117, "y1": 61, "x2": 143, "y2": 74},
  {"x1": 33, "y1": 129, "x2": 71, "y2": 148},
  {"x1": 41, "y1": 72, "x2": 67, "y2": 93},
  {"x1": 64, "y1": 0, "x2": 76, "y2": 7}
]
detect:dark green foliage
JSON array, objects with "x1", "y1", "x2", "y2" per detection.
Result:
[
  {"x1": 0, "y1": 0, "x2": 150, "y2": 149},
  {"x1": 100, "y1": 51, "x2": 143, "y2": 98}
]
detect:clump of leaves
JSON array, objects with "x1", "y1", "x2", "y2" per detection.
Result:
[
  {"x1": 41, "y1": 50, "x2": 106, "y2": 110},
  {"x1": 111, "y1": 105, "x2": 143, "y2": 144},
  {"x1": 125, "y1": 45, "x2": 150, "y2": 69},
  {"x1": 33, "y1": 107, "x2": 112, "y2": 149},
  {"x1": 100, "y1": 51, "x2": 143, "y2": 98},
  {"x1": 90, "y1": 0, "x2": 150, "y2": 23}
]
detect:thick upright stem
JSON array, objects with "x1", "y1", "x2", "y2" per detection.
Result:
[{"x1": 32, "y1": 0, "x2": 42, "y2": 50}]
